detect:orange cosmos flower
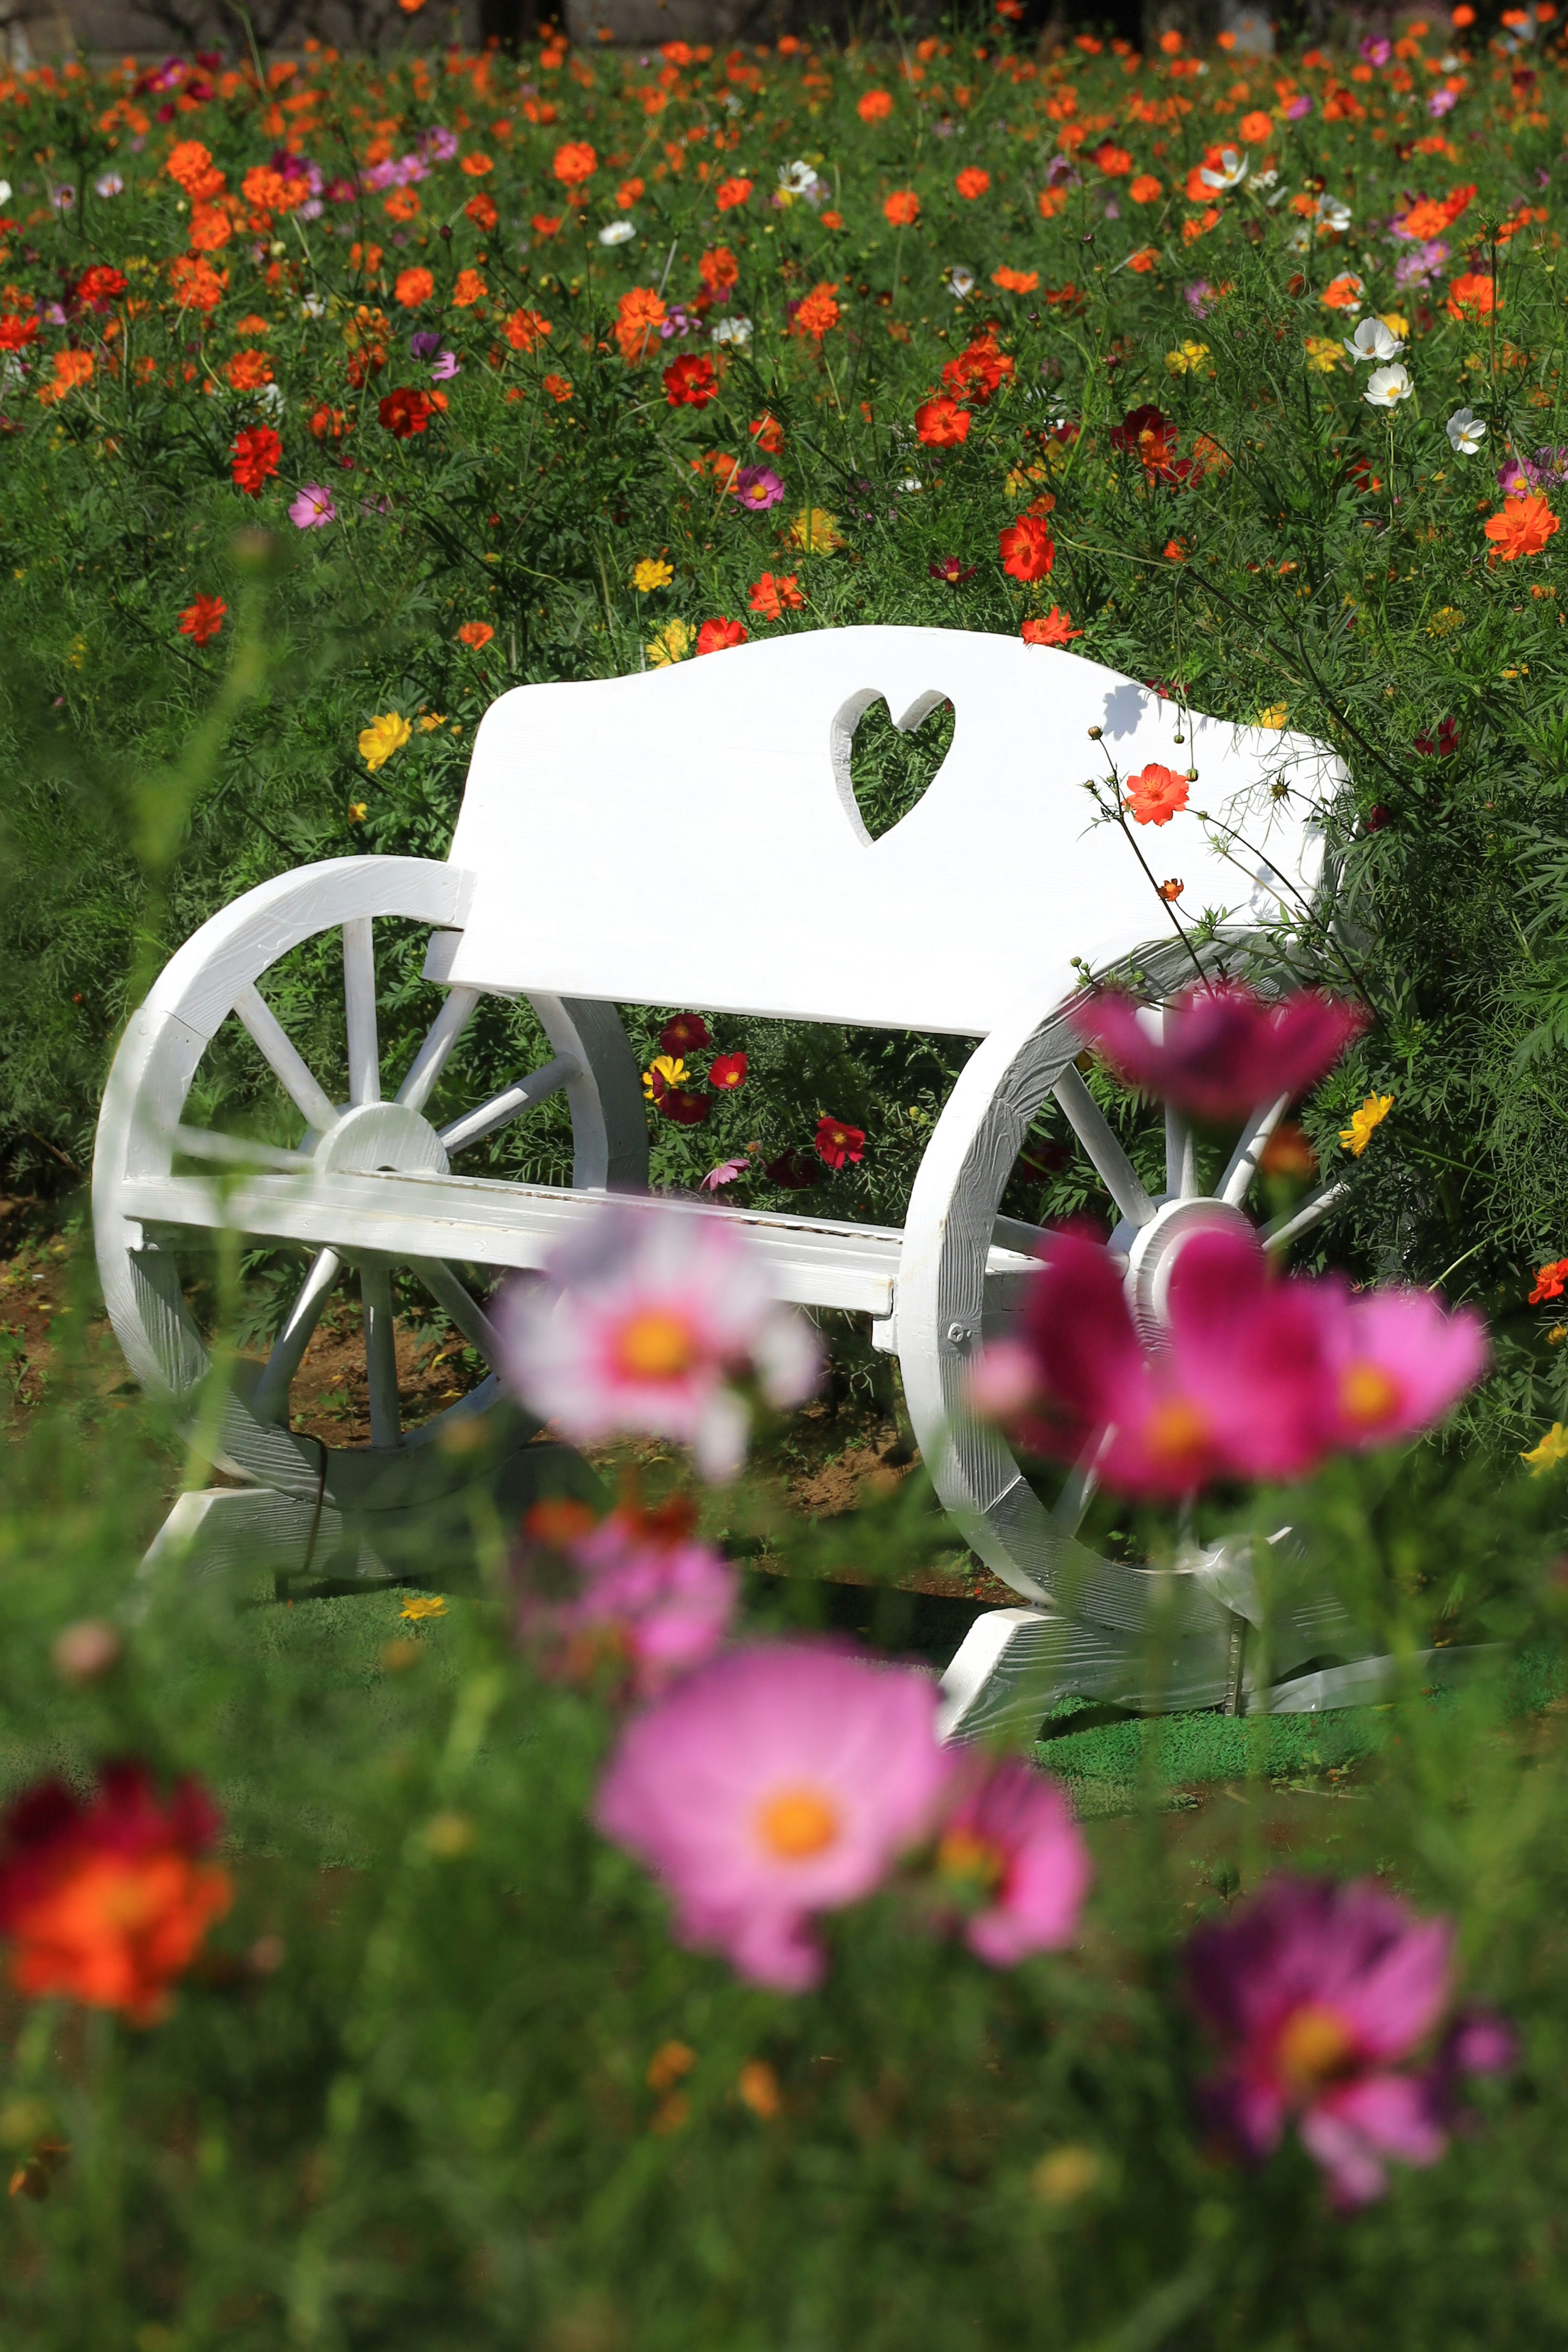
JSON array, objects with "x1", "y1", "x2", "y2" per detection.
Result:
[
  {"x1": 697, "y1": 617, "x2": 747, "y2": 654},
  {"x1": 223, "y1": 348, "x2": 273, "y2": 391},
  {"x1": 502, "y1": 306, "x2": 552, "y2": 350},
  {"x1": 1123, "y1": 763, "x2": 1190, "y2": 825},
  {"x1": 242, "y1": 165, "x2": 303, "y2": 215},
  {"x1": 379, "y1": 385, "x2": 434, "y2": 437},
  {"x1": 791, "y1": 283, "x2": 840, "y2": 339},
  {"x1": 1129, "y1": 173, "x2": 1162, "y2": 203},
  {"x1": 1446, "y1": 270, "x2": 1496, "y2": 319},
  {"x1": 699, "y1": 245, "x2": 739, "y2": 292},
  {"x1": 858, "y1": 88, "x2": 893, "y2": 119},
  {"x1": 1238, "y1": 109, "x2": 1274, "y2": 142},
  {"x1": 1529, "y1": 1256, "x2": 1568, "y2": 1305},
  {"x1": 749, "y1": 571, "x2": 806, "y2": 619},
  {"x1": 715, "y1": 176, "x2": 754, "y2": 210},
  {"x1": 884, "y1": 189, "x2": 920, "y2": 226},
  {"x1": 750, "y1": 411, "x2": 785, "y2": 453},
  {"x1": 0, "y1": 1764, "x2": 231, "y2": 2026},
  {"x1": 452, "y1": 268, "x2": 488, "y2": 306},
  {"x1": 1127, "y1": 246, "x2": 1159, "y2": 273},
  {"x1": 1320, "y1": 273, "x2": 1365, "y2": 310},
  {"x1": 394, "y1": 265, "x2": 436, "y2": 308},
  {"x1": 169, "y1": 256, "x2": 226, "y2": 312},
  {"x1": 457, "y1": 621, "x2": 495, "y2": 649},
  {"x1": 167, "y1": 138, "x2": 224, "y2": 198},
  {"x1": 532, "y1": 214, "x2": 564, "y2": 237},
  {"x1": 230, "y1": 425, "x2": 281, "y2": 493},
  {"x1": 46, "y1": 350, "x2": 94, "y2": 397},
  {"x1": 178, "y1": 593, "x2": 227, "y2": 646},
  {"x1": 993, "y1": 265, "x2": 1040, "y2": 293},
  {"x1": 998, "y1": 513, "x2": 1056, "y2": 582},
  {"x1": 553, "y1": 140, "x2": 596, "y2": 186},
  {"x1": 461, "y1": 151, "x2": 496, "y2": 177},
  {"x1": 955, "y1": 166, "x2": 991, "y2": 199},
  {"x1": 466, "y1": 191, "x2": 499, "y2": 231},
  {"x1": 542, "y1": 373, "x2": 574, "y2": 401},
  {"x1": 618, "y1": 176, "x2": 646, "y2": 208},
  {"x1": 1022, "y1": 608, "x2": 1082, "y2": 646},
  {"x1": 189, "y1": 203, "x2": 232, "y2": 252},
  {"x1": 1091, "y1": 142, "x2": 1134, "y2": 175},
  {"x1": 916, "y1": 394, "x2": 971, "y2": 447},
  {"x1": 1484, "y1": 495, "x2": 1559, "y2": 561},
  {"x1": 616, "y1": 285, "x2": 667, "y2": 364},
  {"x1": 383, "y1": 185, "x2": 421, "y2": 223}
]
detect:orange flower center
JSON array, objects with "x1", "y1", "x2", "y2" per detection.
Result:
[
  {"x1": 755, "y1": 1785, "x2": 841, "y2": 1860},
  {"x1": 1145, "y1": 1395, "x2": 1210, "y2": 1465},
  {"x1": 615, "y1": 1310, "x2": 697, "y2": 1382},
  {"x1": 936, "y1": 1825, "x2": 1006, "y2": 1893},
  {"x1": 1339, "y1": 1362, "x2": 1400, "y2": 1426},
  {"x1": 1274, "y1": 2001, "x2": 1358, "y2": 2096}
]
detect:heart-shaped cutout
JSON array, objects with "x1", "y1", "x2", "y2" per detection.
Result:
[{"x1": 831, "y1": 689, "x2": 954, "y2": 845}]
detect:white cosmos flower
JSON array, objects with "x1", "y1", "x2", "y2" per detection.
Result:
[
  {"x1": 598, "y1": 218, "x2": 635, "y2": 245},
  {"x1": 1316, "y1": 193, "x2": 1352, "y2": 232},
  {"x1": 1200, "y1": 147, "x2": 1249, "y2": 191},
  {"x1": 780, "y1": 158, "x2": 817, "y2": 193},
  {"x1": 1252, "y1": 167, "x2": 1279, "y2": 192},
  {"x1": 0, "y1": 181, "x2": 11, "y2": 205},
  {"x1": 1364, "y1": 363, "x2": 1412, "y2": 409},
  {"x1": 1344, "y1": 316, "x2": 1405, "y2": 364},
  {"x1": 95, "y1": 172, "x2": 123, "y2": 198},
  {"x1": 1288, "y1": 221, "x2": 1313, "y2": 253},
  {"x1": 301, "y1": 292, "x2": 327, "y2": 319},
  {"x1": 1446, "y1": 406, "x2": 1487, "y2": 455},
  {"x1": 945, "y1": 264, "x2": 976, "y2": 297},
  {"x1": 900, "y1": 477, "x2": 923, "y2": 492},
  {"x1": 711, "y1": 314, "x2": 752, "y2": 346}
]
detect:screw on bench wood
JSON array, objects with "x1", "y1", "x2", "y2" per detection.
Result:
[{"x1": 946, "y1": 1322, "x2": 969, "y2": 1345}]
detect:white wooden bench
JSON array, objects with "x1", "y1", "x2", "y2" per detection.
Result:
[{"x1": 95, "y1": 624, "x2": 1382, "y2": 1732}]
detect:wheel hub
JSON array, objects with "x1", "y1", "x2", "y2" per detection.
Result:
[
  {"x1": 315, "y1": 1101, "x2": 450, "y2": 1178},
  {"x1": 1122, "y1": 1196, "x2": 1258, "y2": 1338}
]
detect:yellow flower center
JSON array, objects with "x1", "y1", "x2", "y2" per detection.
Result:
[
  {"x1": 1339, "y1": 1362, "x2": 1400, "y2": 1427},
  {"x1": 755, "y1": 1785, "x2": 841, "y2": 1860},
  {"x1": 1145, "y1": 1396, "x2": 1210, "y2": 1465},
  {"x1": 615, "y1": 1310, "x2": 697, "y2": 1383},
  {"x1": 1274, "y1": 2002, "x2": 1357, "y2": 2096},
  {"x1": 936, "y1": 1825, "x2": 1006, "y2": 1893}
]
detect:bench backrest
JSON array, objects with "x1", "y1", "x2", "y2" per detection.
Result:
[{"x1": 444, "y1": 626, "x2": 1339, "y2": 1037}]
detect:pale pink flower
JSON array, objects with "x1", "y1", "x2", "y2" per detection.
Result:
[
  {"x1": 595, "y1": 1643, "x2": 953, "y2": 1991},
  {"x1": 700, "y1": 1157, "x2": 748, "y2": 1194},
  {"x1": 288, "y1": 482, "x2": 337, "y2": 529},
  {"x1": 1316, "y1": 1281, "x2": 1489, "y2": 1452},
  {"x1": 498, "y1": 1203, "x2": 821, "y2": 1480},
  {"x1": 1185, "y1": 1876, "x2": 1507, "y2": 2207},
  {"x1": 930, "y1": 1757, "x2": 1091, "y2": 1966},
  {"x1": 1071, "y1": 981, "x2": 1367, "y2": 1123},
  {"x1": 516, "y1": 1499, "x2": 735, "y2": 1696}
]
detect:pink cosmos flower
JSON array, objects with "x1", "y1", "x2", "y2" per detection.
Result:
[
  {"x1": 288, "y1": 483, "x2": 337, "y2": 529},
  {"x1": 1186, "y1": 1875, "x2": 1507, "y2": 2207},
  {"x1": 930, "y1": 1757, "x2": 1091, "y2": 1966},
  {"x1": 516, "y1": 1498, "x2": 736, "y2": 1696},
  {"x1": 597, "y1": 1643, "x2": 953, "y2": 1990},
  {"x1": 1071, "y1": 980, "x2": 1368, "y2": 1124},
  {"x1": 733, "y1": 464, "x2": 785, "y2": 512},
  {"x1": 1316, "y1": 1280, "x2": 1489, "y2": 1453},
  {"x1": 497, "y1": 1202, "x2": 821, "y2": 1481},
  {"x1": 700, "y1": 1157, "x2": 748, "y2": 1193}
]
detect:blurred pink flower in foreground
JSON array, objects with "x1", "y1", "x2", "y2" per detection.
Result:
[
  {"x1": 973, "y1": 1227, "x2": 1485, "y2": 1498},
  {"x1": 1071, "y1": 980, "x2": 1368, "y2": 1123},
  {"x1": 596, "y1": 1644, "x2": 951, "y2": 1991},
  {"x1": 1186, "y1": 1876, "x2": 1511, "y2": 2207},
  {"x1": 515, "y1": 1496, "x2": 735, "y2": 1697},
  {"x1": 931, "y1": 1755, "x2": 1091, "y2": 1966},
  {"x1": 498, "y1": 1203, "x2": 821, "y2": 1480}
]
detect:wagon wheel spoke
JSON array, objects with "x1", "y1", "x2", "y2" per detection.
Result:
[
  {"x1": 1051, "y1": 1433, "x2": 1106, "y2": 1538},
  {"x1": 233, "y1": 981, "x2": 339, "y2": 1136},
  {"x1": 1165, "y1": 1105, "x2": 1200, "y2": 1200},
  {"x1": 169, "y1": 1125, "x2": 315, "y2": 1174},
  {"x1": 396, "y1": 986, "x2": 481, "y2": 1116},
  {"x1": 360, "y1": 1262, "x2": 402, "y2": 1448},
  {"x1": 410, "y1": 1257, "x2": 502, "y2": 1368},
  {"x1": 343, "y1": 917, "x2": 381, "y2": 1108},
  {"x1": 438, "y1": 1055, "x2": 579, "y2": 1157},
  {"x1": 1052, "y1": 1065, "x2": 1156, "y2": 1233},
  {"x1": 1218, "y1": 1092, "x2": 1290, "y2": 1207},
  {"x1": 1264, "y1": 1180, "x2": 1348, "y2": 1253},
  {"x1": 254, "y1": 1247, "x2": 343, "y2": 1426}
]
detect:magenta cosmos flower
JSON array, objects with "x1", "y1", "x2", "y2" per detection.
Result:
[
  {"x1": 972, "y1": 1226, "x2": 1484, "y2": 1498},
  {"x1": 498, "y1": 1202, "x2": 821, "y2": 1481},
  {"x1": 516, "y1": 1499, "x2": 736, "y2": 1697},
  {"x1": 1071, "y1": 980, "x2": 1368, "y2": 1124},
  {"x1": 595, "y1": 1643, "x2": 952, "y2": 1991},
  {"x1": 733, "y1": 464, "x2": 785, "y2": 512},
  {"x1": 288, "y1": 483, "x2": 337, "y2": 529},
  {"x1": 1187, "y1": 1876, "x2": 1509, "y2": 2208},
  {"x1": 931, "y1": 1756, "x2": 1091, "y2": 1966}
]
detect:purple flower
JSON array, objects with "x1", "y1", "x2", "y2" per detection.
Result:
[
  {"x1": 419, "y1": 125, "x2": 460, "y2": 163},
  {"x1": 361, "y1": 159, "x2": 397, "y2": 193},
  {"x1": 430, "y1": 350, "x2": 460, "y2": 383},
  {"x1": 409, "y1": 328, "x2": 443, "y2": 359},
  {"x1": 1392, "y1": 238, "x2": 1448, "y2": 289},
  {"x1": 289, "y1": 483, "x2": 337, "y2": 529},
  {"x1": 734, "y1": 465, "x2": 785, "y2": 512},
  {"x1": 1428, "y1": 86, "x2": 1458, "y2": 117},
  {"x1": 1184, "y1": 279, "x2": 1216, "y2": 316},
  {"x1": 1187, "y1": 1876, "x2": 1506, "y2": 2209},
  {"x1": 1359, "y1": 34, "x2": 1392, "y2": 65},
  {"x1": 1498, "y1": 455, "x2": 1539, "y2": 498},
  {"x1": 325, "y1": 177, "x2": 357, "y2": 204},
  {"x1": 1284, "y1": 93, "x2": 1313, "y2": 120},
  {"x1": 515, "y1": 1498, "x2": 737, "y2": 1697},
  {"x1": 1045, "y1": 153, "x2": 1080, "y2": 188},
  {"x1": 659, "y1": 304, "x2": 699, "y2": 339}
]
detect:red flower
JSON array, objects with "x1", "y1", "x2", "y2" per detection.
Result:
[
  {"x1": 929, "y1": 555, "x2": 975, "y2": 585},
  {"x1": 942, "y1": 332, "x2": 1013, "y2": 407},
  {"x1": 998, "y1": 513, "x2": 1056, "y2": 583},
  {"x1": 696, "y1": 618, "x2": 747, "y2": 655},
  {"x1": 229, "y1": 425, "x2": 281, "y2": 495},
  {"x1": 378, "y1": 385, "x2": 434, "y2": 438},
  {"x1": 1415, "y1": 718, "x2": 1459, "y2": 757},
  {"x1": 1529, "y1": 1257, "x2": 1568, "y2": 1305},
  {"x1": 0, "y1": 315, "x2": 39, "y2": 350},
  {"x1": 0, "y1": 1763, "x2": 230, "y2": 2025},
  {"x1": 1021, "y1": 608, "x2": 1081, "y2": 646},
  {"x1": 178, "y1": 593, "x2": 227, "y2": 647},
  {"x1": 815, "y1": 1114, "x2": 866, "y2": 1170},
  {"x1": 1123, "y1": 763, "x2": 1190, "y2": 826},
  {"x1": 915, "y1": 395, "x2": 971, "y2": 448},
  {"x1": 1111, "y1": 403, "x2": 1183, "y2": 483},
  {"x1": 664, "y1": 353, "x2": 719, "y2": 408},
  {"x1": 709, "y1": 1052, "x2": 748, "y2": 1090},
  {"x1": 661, "y1": 1014, "x2": 712, "y2": 1054},
  {"x1": 765, "y1": 1147, "x2": 818, "y2": 1189},
  {"x1": 659, "y1": 1088, "x2": 713, "y2": 1125},
  {"x1": 748, "y1": 570, "x2": 805, "y2": 620},
  {"x1": 76, "y1": 263, "x2": 127, "y2": 309}
]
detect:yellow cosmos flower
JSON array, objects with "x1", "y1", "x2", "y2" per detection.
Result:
[
  {"x1": 1303, "y1": 336, "x2": 1343, "y2": 374},
  {"x1": 646, "y1": 618, "x2": 694, "y2": 667},
  {"x1": 399, "y1": 1593, "x2": 447, "y2": 1622},
  {"x1": 787, "y1": 507, "x2": 843, "y2": 553},
  {"x1": 347, "y1": 800, "x2": 367, "y2": 824},
  {"x1": 418, "y1": 711, "x2": 446, "y2": 732},
  {"x1": 1164, "y1": 339, "x2": 1211, "y2": 375},
  {"x1": 1427, "y1": 606, "x2": 1465, "y2": 637},
  {"x1": 1339, "y1": 1093, "x2": 1393, "y2": 1157},
  {"x1": 1257, "y1": 702, "x2": 1288, "y2": 730},
  {"x1": 633, "y1": 557, "x2": 673, "y2": 593},
  {"x1": 643, "y1": 1054, "x2": 687, "y2": 1097},
  {"x1": 359, "y1": 711, "x2": 412, "y2": 771},
  {"x1": 1522, "y1": 1423, "x2": 1568, "y2": 1476}
]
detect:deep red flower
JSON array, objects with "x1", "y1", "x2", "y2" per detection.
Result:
[
  {"x1": 765, "y1": 1147, "x2": 818, "y2": 1189},
  {"x1": 0, "y1": 1763, "x2": 230, "y2": 2025},
  {"x1": 378, "y1": 385, "x2": 434, "y2": 437},
  {"x1": 709, "y1": 1052, "x2": 748, "y2": 1091},
  {"x1": 229, "y1": 425, "x2": 281, "y2": 495},
  {"x1": 178, "y1": 593, "x2": 227, "y2": 647},
  {"x1": 929, "y1": 555, "x2": 976, "y2": 586},
  {"x1": 696, "y1": 617, "x2": 747, "y2": 655},
  {"x1": 815, "y1": 1114, "x2": 866, "y2": 1170},
  {"x1": 998, "y1": 513, "x2": 1056, "y2": 583},
  {"x1": 664, "y1": 353, "x2": 719, "y2": 408},
  {"x1": 661, "y1": 1013, "x2": 712, "y2": 1055},
  {"x1": 1415, "y1": 718, "x2": 1459, "y2": 757},
  {"x1": 1071, "y1": 980, "x2": 1369, "y2": 1124},
  {"x1": 658, "y1": 1087, "x2": 713, "y2": 1125},
  {"x1": 1111, "y1": 403, "x2": 1184, "y2": 483}
]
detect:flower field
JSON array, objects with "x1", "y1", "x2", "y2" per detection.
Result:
[{"x1": 9, "y1": 17, "x2": 1568, "y2": 2346}]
